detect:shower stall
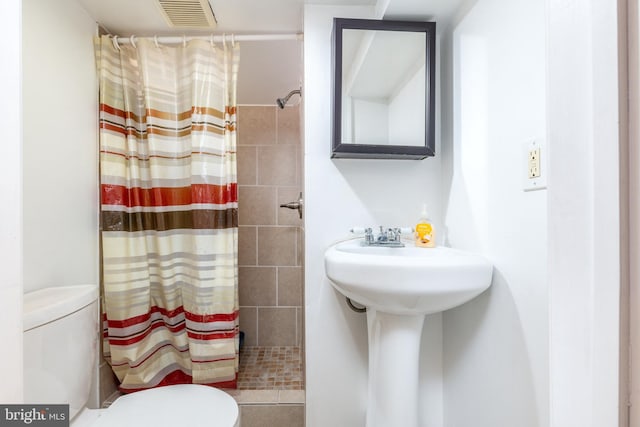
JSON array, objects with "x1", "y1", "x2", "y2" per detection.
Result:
[
  {"x1": 97, "y1": 36, "x2": 306, "y2": 424},
  {"x1": 232, "y1": 40, "x2": 305, "y2": 424},
  {"x1": 236, "y1": 101, "x2": 304, "y2": 392}
]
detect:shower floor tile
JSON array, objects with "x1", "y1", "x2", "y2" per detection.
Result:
[
  {"x1": 100, "y1": 346, "x2": 304, "y2": 408},
  {"x1": 238, "y1": 346, "x2": 304, "y2": 390}
]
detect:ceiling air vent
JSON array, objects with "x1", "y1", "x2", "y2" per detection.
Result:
[{"x1": 156, "y1": 0, "x2": 217, "y2": 29}]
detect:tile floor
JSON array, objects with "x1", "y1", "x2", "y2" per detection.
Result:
[
  {"x1": 102, "y1": 345, "x2": 305, "y2": 407},
  {"x1": 238, "y1": 346, "x2": 304, "y2": 390}
]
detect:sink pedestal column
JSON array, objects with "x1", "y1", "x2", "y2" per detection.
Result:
[{"x1": 366, "y1": 309, "x2": 425, "y2": 427}]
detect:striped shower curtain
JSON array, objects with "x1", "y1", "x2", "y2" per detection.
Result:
[{"x1": 96, "y1": 35, "x2": 240, "y2": 392}]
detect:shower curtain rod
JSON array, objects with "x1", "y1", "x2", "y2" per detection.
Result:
[{"x1": 112, "y1": 33, "x2": 303, "y2": 46}]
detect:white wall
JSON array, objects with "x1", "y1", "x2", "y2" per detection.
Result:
[
  {"x1": 304, "y1": 5, "x2": 444, "y2": 426},
  {"x1": 0, "y1": 0, "x2": 24, "y2": 404},
  {"x1": 440, "y1": 0, "x2": 548, "y2": 425},
  {"x1": 22, "y1": 0, "x2": 99, "y2": 293},
  {"x1": 21, "y1": 0, "x2": 100, "y2": 407},
  {"x1": 547, "y1": 0, "x2": 623, "y2": 426}
]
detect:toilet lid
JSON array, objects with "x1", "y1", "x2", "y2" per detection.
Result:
[{"x1": 92, "y1": 385, "x2": 238, "y2": 427}]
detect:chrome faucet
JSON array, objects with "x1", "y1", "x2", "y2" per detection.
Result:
[{"x1": 362, "y1": 226, "x2": 405, "y2": 248}]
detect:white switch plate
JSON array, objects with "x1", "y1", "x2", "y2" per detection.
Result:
[{"x1": 523, "y1": 139, "x2": 547, "y2": 192}]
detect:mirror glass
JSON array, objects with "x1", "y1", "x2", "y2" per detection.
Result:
[
  {"x1": 342, "y1": 29, "x2": 425, "y2": 146},
  {"x1": 332, "y1": 19, "x2": 436, "y2": 159}
]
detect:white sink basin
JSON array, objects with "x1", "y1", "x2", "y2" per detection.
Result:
[
  {"x1": 324, "y1": 239, "x2": 493, "y2": 427},
  {"x1": 324, "y1": 239, "x2": 493, "y2": 315}
]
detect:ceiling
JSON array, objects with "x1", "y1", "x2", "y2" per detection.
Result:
[
  {"x1": 77, "y1": 0, "x2": 379, "y2": 36},
  {"x1": 76, "y1": 0, "x2": 469, "y2": 104}
]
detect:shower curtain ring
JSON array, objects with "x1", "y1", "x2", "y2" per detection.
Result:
[
  {"x1": 222, "y1": 33, "x2": 227, "y2": 48},
  {"x1": 183, "y1": 35, "x2": 187, "y2": 47},
  {"x1": 231, "y1": 34, "x2": 235, "y2": 47},
  {"x1": 112, "y1": 35, "x2": 120, "y2": 51},
  {"x1": 210, "y1": 34, "x2": 214, "y2": 47},
  {"x1": 154, "y1": 35, "x2": 159, "y2": 48},
  {"x1": 130, "y1": 35, "x2": 136, "y2": 49}
]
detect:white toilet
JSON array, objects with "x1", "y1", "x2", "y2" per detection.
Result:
[{"x1": 23, "y1": 284, "x2": 239, "y2": 427}]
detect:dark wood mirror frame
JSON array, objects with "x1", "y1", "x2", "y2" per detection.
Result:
[{"x1": 331, "y1": 18, "x2": 436, "y2": 160}]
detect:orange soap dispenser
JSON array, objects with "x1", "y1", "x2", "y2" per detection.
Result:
[{"x1": 415, "y1": 204, "x2": 435, "y2": 248}]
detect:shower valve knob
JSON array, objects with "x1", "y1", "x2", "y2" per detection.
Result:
[{"x1": 279, "y1": 192, "x2": 303, "y2": 219}]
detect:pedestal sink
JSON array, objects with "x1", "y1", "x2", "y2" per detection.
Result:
[{"x1": 324, "y1": 239, "x2": 493, "y2": 427}]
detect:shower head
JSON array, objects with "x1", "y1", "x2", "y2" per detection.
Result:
[{"x1": 276, "y1": 89, "x2": 301, "y2": 109}]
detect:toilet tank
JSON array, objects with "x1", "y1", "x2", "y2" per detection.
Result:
[{"x1": 23, "y1": 285, "x2": 99, "y2": 419}]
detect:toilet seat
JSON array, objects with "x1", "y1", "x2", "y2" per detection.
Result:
[{"x1": 92, "y1": 384, "x2": 238, "y2": 427}]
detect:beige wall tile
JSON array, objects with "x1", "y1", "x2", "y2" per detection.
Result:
[
  {"x1": 277, "y1": 187, "x2": 302, "y2": 226},
  {"x1": 277, "y1": 105, "x2": 301, "y2": 145},
  {"x1": 299, "y1": 230, "x2": 305, "y2": 267},
  {"x1": 277, "y1": 266, "x2": 302, "y2": 307},
  {"x1": 237, "y1": 146, "x2": 257, "y2": 185},
  {"x1": 239, "y1": 266, "x2": 277, "y2": 306},
  {"x1": 238, "y1": 106, "x2": 276, "y2": 145},
  {"x1": 296, "y1": 307, "x2": 304, "y2": 347},
  {"x1": 257, "y1": 145, "x2": 298, "y2": 186},
  {"x1": 240, "y1": 405, "x2": 304, "y2": 427},
  {"x1": 239, "y1": 226, "x2": 257, "y2": 266},
  {"x1": 296, "y1": 227, "x2": 304, "y2": 266},
  {"x1": 239, "y1": 186, "x2": 276, "y2": 226},
  {"x1": 258, "y1": 226, "x2": 297, "y2": 266},
  {"x1": 239, "y1": 307, "x2": 258, "y2": 346},
  {"x1": 296, "y1": 144, "x2": 302, "y2": 186},
  {"x1": 258, "y1": 307, "x2": 297, "y2": 346}
]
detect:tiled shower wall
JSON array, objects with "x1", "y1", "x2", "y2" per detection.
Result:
[
  {"x1": 237, "y1": 105, "x2": 303, "y2": 348},
  {"x1": 98, "y1": 105, "x2": 304, "y2": 409}
]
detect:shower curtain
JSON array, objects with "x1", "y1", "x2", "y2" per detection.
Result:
[{"x1": 96, "y1": 35, "x2": 240, "y2": 392}]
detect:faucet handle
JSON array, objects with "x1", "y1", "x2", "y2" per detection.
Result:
[
  {"x1": 387, "y1": 228, "x2": 402, "y2": 242},
  {"x1": 364, "y1": 228, "x2": 374, "y2": 244}
]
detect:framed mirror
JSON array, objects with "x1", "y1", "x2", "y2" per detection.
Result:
[{"x1": 331, "y1": 18, "x2": 436, "y2": 159}]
